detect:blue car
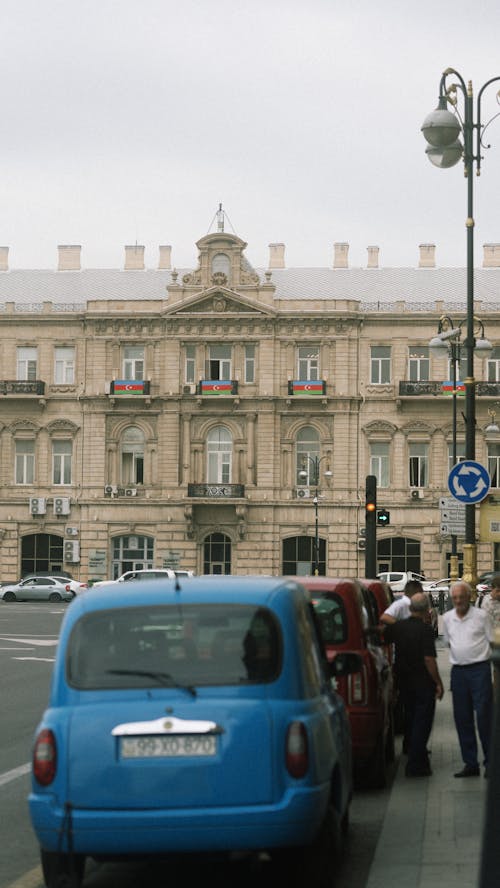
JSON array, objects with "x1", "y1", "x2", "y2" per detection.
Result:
[{"x1": 29, "y1": 576, "x2": 356, "y2": 887}]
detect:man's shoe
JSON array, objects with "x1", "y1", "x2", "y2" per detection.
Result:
[{"x1": 454, "y1": 765, "x2": 480, "y2": 778}]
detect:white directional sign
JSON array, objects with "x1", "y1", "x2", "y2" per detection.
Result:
[
  {"x1": 439, "y1": 496, "x2": 466, "y2": 536},
  {"x1": 448, "y1": 460, "x2": 491, "y2": 504}
]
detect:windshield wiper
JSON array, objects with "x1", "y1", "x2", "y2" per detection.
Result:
[{"x1": 106, "y1": 669, "x2": 197, "y2": 697}]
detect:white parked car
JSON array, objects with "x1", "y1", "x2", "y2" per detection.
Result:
[
  {"x1": 376, "y1": 571, "x2": 427, "y2": 595},
  {"x1": 92, "y1": 569, "x2": 194, "y2": 588}
]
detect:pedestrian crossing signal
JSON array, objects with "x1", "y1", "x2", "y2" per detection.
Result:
[{"x1": 376, "y1": 509, "x2": 390, "y2": 527}]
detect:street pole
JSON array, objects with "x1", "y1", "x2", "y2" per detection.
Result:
[
  {"x1": 299, "y1": 455, "x2": 332, "y2": 577},
  {"x1": 450, "y1": 341, "x2": 459, "y2": 581},
  {"x1": 313, "y1": 491, "x2": 319, "y2": 576},
  {"x1": 422, "y1": 68, "x2": 500, "y2": 594}
]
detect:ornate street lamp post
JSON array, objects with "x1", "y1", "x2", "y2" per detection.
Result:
[
  {"x1": 429, "y1": 315, "x2": 491, "y2": 580},
  {"x1": 422, "y1": 68, "x2": 500, "y2": 589},
  {"x1": 299, "y1": 456, "x2": 332, "y2": 576}
]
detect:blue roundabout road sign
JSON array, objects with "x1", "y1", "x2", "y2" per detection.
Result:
[{"x1": 447, "y1": 460, "x2": 491, "y2": 504}]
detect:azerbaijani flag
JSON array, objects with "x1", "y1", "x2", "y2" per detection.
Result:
[
  {"x1": 112, "y1": 380, "x2": 146, "y2": 394},
  {"x1": 201, "y1": 381, "x2": 235, "y2": 396},
  {"x1": 441, "y1": 381, "x2": 465, "y2": 396},
  {"x1": 288, "y1": 381, "x2": 326, "y2": 396}
]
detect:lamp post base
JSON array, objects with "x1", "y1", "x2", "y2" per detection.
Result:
[{"x1": 462, "y1": 543, "x2": 478, "y2": 599}]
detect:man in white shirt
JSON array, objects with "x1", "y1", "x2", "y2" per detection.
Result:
[
  {"x1": 380, "y1": 579, "x2": 426, "y2": 625},
  {"x1": 442, "y1": 580, "x2": 493, "y2": 778}
]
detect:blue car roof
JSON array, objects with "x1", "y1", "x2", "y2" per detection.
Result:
[{"x1": 66, "y1": 575, "x2": 305, "y2": 619}]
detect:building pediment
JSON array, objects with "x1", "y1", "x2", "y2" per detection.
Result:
[{"x1": 164, "y1": 287, "x2": 276, "y2": 318}]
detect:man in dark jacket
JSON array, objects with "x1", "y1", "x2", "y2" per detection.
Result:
[{"x1": 384, "y1": 592, "x2": 444, "y2": 777}]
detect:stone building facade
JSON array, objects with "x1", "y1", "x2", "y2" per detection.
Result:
[{"x1": 0, "y1": 223, "x2": 499, "y2": 583}]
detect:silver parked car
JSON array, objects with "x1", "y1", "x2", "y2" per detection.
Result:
[{"x1": 1, "y1": 576, "x2": 75, "y2": 603}]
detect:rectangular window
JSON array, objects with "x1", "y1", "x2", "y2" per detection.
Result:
[
  {"x1": 370, "y1": 346, "x2": 391, "y2": 384},
  {"x1": 448, "y1": 442, "x2": 466, "y2": 473},
  {"x1": 123, "y1": 346, "x2": 144, "y2": 380},
  {"x1": 488, "y1": 444, "x2": 500, "y2": 488},
  {"x1": 207, "y1": 450, "x2": 231, "y2": 483},
  {"x1": 487, "y1": 347, "x2": 500, "y2": 383},
  {"x1": 245, "y1": 345, "x2": 255, "y2": 383},
  {"x1": 54, "y1": 347, "x2": 75, "y2": 384},
  {"x1": 298, "y1": 346, "x2": 319, "y2": 380},
  {"x1": 185, "y1": 345, "x2": 196, "y2": 384},
  {"x1": 206, "y1": 344, "x2": 231, "y2": 380},
  {"x1": 15, "y1": 440, "x2": 35, "y2": 484},
  {"x1": 408, "y1": 346, "x2": 429, "y2": 382},
  {"x1": 17, "y1": 347, "x2": 37, "y2": 381},
  {"x1": 370, "y1": 443, "x2": 390, "y2": 488},
  {"x1": 53, "y1": 440, "x2": 72, "y2": 485},
  {"x1": 409, "y1": 442, "x2": 428, "y2": 487}
]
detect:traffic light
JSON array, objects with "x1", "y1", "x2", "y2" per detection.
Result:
[
  {"x1": 365, "y1": 475, "x2": 377, "y2": 577},
  {"x1": 365, "y1": 475, "x2": 377, "y2": 518},
  {"x1": 376, "y1": 508, "x2": 391, "y2": 527}
]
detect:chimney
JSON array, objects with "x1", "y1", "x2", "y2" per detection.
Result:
[
  {"x1": 268, "y1": 243, "x2": 285, "y2": 269},
  {"x1": 57, "y1": 245, "x2": 81, "y2": 271},
  {"x1": 367, "y1": 245, "x2": 379, "y2": 269},
  {"x1": 158, "y1": 245, "x2": 172, "y2": 270},
  {"x1": 124, "y1": 245, "x2": 145, "y2": 270},
  {"x1": 333, "y1": 242, "x2": 349, "y2": 269},
  {"x1": 483, "y1": 243, "x2": 500, "y2": 268},
  {"x1": 0, "y1": 246, "x2": 9, "y2": 271},
  {"x1": 418, "y1": 243, "x2": 436, "y2": 268}
]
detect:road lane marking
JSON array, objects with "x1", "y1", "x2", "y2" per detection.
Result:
[
  {"x1": 0, "y1": 762, "x2": 30, "y2": 787},
  {"x1": 0, "y1": 637, "x2": 58, "y2": 646},
  {"x1": 13, "y1": 657, "x2": 55, "y2": 662}
]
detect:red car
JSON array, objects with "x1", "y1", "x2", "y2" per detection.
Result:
[
  {"x1": 358, "y1": 577, "x2": 395, "y2": 664},
  {"x1": 299, "y1": 576, "x2": 394, "y2": 788}
]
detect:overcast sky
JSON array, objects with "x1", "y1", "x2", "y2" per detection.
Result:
[{"x1": 1, "y1": 0, "x2": 500, "y2": 272}]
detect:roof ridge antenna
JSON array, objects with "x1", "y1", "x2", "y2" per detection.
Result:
[{"x1": 206, "y1": 203, "x2": 237, "y2": 236}]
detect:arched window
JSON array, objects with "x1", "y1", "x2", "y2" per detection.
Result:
[
  {"x1": 207, "y1": 426, "x2": 232, "y2": 484},
  {"x1": 211, "y1": 252, "x2": 231, "y2": 282},
  {"x1": 121, "y1": 426, "x2": 144, "y2": 485},
  {"x1": 296, "y1": 426, "x2": 320, "y2": 486}
]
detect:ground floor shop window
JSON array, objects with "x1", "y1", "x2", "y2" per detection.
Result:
[
  {"x1": 282, "y1": 535, "x2": 326, "y2": 577},
  {"x1": 21, "y1": 533, "x2": 64, "y2": 576},
  {"x1": 203, "y1": 533, "x2": 231, "y2": 574},
  {"x1": 111, "y1": 535, "x2": 154, "y2": 578},
  {"x1": 377, "y1": 536, "x2": 421, "y2": 575}
]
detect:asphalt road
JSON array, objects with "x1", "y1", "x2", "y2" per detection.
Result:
[{"x1": 0, "y1": 600, "x2": 396, "y2": 888}]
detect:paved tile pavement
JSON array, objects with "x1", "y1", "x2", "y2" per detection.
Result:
[{"x1": 366, "y1": 643, "x2": 488, "y2": 888}]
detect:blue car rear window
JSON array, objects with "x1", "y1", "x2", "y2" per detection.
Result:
[
  {"x1": 310, "y1": 594, "x2": 348, "y2": 644},
  {"x1": 66, "y1": 603, "x2": 282, "y2": 689}
]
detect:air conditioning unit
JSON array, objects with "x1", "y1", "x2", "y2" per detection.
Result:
[
  {"x1": 63, "y1": 540, "x2": 80, "y2": 563},
  {"x1": 104, "y1": 381, "x2": 111, "y2": 394},
  {"x1": 66, "y1": 526, "x2": 79, "y2": 536},
  {"x1": 410, "y1": 488, "x2": 424, "y2": 500},
  {"x1": 183, "y1": 383, "x2": 197, "y2": 394},
  {"x1": 53, "y1": 496, "x2": 70, "y2": 515},
  {"x1": 296, "y1": 487, "x2": 311, "y2": 499},
  {"x1": 124, "y1": 487, "x2": 137, "y2": 497},
  {"x1": 104, "y1": 485, "x2": 118, "y2": 497},
  {"x1": 29, "y1": 497, "x2": 46, "y2": 515}
]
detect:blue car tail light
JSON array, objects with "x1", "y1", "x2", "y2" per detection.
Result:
[
  {"x1": 33, "y1": 729, "x2": 57, "y2": 786},
  {"x1": 285, "y1": 721, "x2": 308, "y2": 778}
]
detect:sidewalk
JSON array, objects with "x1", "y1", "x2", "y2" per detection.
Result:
[{"x1": 366, "y1": 642, "x2": 488, "y2": 888}]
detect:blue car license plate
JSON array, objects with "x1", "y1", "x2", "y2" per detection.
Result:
[{"x1": 120, "y1": 734, "x2": 217, "y2": 758}]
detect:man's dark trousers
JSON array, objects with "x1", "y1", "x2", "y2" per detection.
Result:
[
  {"x1": 450, "y1": 661, "x2": 492, "y2": 767},
  {"x1": 401, "y1": 681, "x2": 436, "y2": 772}
]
